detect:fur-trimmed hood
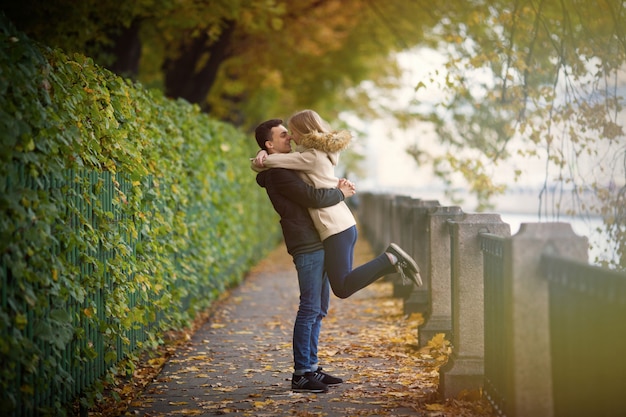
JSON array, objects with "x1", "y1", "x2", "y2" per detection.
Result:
[{"x1": 299, "y1": 130, "x2": 352, "y2": 154}]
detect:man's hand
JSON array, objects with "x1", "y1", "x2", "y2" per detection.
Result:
[
  {"x1": 253, "y1": 150, "x2": 268, "y2": 167},
  {"x1": 338, "y1": 178, "x2": 356, "y2": 198}
]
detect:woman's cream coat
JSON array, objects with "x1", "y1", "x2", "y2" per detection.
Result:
[{"x1": 260, "y1": 131, "x2": 355, "y2": 241}]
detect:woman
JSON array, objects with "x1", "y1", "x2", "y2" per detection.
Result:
[{"x1": 253, "y1": 109, "x2": 422, "y2": 299}]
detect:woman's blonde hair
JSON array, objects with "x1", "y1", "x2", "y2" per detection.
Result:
[{"x1": 288, "y1": 109, "x2": 330, "y2": 137}]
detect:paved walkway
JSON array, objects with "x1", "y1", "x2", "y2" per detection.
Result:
[{"x1": 124, "y1": 239, "x2": 490, "y2": 417}]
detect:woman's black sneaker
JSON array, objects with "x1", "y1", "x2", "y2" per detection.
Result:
[
  {"x1": 387, "y1": 243, "x2": 423, "y2": 286},
  {"x1": 291, "y1": 373, "x2": 329, "y2": 393}
]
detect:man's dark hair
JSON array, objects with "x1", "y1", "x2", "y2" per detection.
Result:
[{"x1": 254, "y1": 119, "x2": 283, "y2": 150}]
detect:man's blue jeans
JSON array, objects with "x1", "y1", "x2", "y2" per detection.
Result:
[{"x1": 292, "y1": 249, "x2": 329, "y2": 373}]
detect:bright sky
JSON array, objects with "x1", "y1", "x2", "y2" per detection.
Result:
[{"x1": 342, "y1": 47, "x2": 626, "y2": 203}]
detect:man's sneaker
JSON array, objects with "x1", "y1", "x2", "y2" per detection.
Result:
[
  {"x1": 291, "y1": 373, "x2": 329, "y2": 393},
  {"x1": 311, "y1": 367, "x2": 343, "y2": 385},
  {"x1": 386, "y1": 243, "x2": 423, "y2": 287}
]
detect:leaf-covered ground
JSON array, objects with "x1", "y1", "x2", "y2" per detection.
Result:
[{"x1": 91, "y1": 234, "x2": 495, "y2": 416}]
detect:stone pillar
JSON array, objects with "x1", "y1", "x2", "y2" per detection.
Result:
[
  {"x1": 356, "y1": 193, "x2": 375, "y2": 243},
  {"x1": 439, "y1": 213, "x2": 510, "y2": 399},
  {"x1": 502, "y1": 223, "x2": 587, "y2": 417},
  {"x1": 402, "y1": 200, "x2": 440, "y2": 313},
  {"x1": 362, "y1": 193, "x2": 394, "y2": 254},
  {"x1": 417, "y1": 206, "x2": 464, "y2": 348},
  {"x1": 389, "y1": 195, "x2": 408, "y2": 246},
  {"x1": 390, "y1": 196, "x2": 419, "y2": 298}
]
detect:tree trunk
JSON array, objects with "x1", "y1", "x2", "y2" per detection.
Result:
[
  {"x1": 107, "y1": 19, "x2": 142, "y2": 79},
  {"x1": 163, "y1": 21, "x2": 235, "y2": 109}
]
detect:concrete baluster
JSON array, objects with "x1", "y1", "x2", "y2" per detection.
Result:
[
  {"x1": 439, "y1": 213, "x2": 510, "y2": 399},
  {"x1": 501, "y1": 223, "x2": 587, "y2": 417},
  {"x1": 417, "y1": 205, "x2": 464, "y2": 348},
  {"x1": 388, "y1": 196, "x2": 416, "y2": 297},
  {"x1": 402, "y1": 199, "x2": 440, "y2": 313}
]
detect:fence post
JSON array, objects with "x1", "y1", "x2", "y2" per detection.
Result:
[
  {"x1": 357, "y1": 193, "x2": 377, "y2": 249},
  {"x1": 402, "y1": 200, "x2": 440, "y2": 313},
  {"x1": 389, "y1": 196, "x2": 418, "y2": 298},
  {"x1": 378, "y1": 194, "x2": 396, "y2": 254},
  {"x1": 357, "y1": 193, "x2": 394, "y2": 254},
  {"x1": 417, "y1": 206, "x2": 464, "y2": 348},
  {"x1": 502, "y1": 223, "x2": 588, "y2": 417},
  {"x1": 439, "y1": 213, "x2": 510, "y2": 399},
  {"x1": 389, "y1": 195, "x2": 407, "y2": 249}
]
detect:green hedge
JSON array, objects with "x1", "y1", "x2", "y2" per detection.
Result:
[{"x1": 0, "y1": 14, "x2": 280, "y2": 415}]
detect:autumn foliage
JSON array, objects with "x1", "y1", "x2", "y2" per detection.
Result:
[{"x1": 2, "y1": 0, "x2": 432, "y2": 128}]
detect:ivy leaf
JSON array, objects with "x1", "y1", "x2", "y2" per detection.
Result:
[{"x1": 50, "y1": 308, "x2": 71, "y2": 324}]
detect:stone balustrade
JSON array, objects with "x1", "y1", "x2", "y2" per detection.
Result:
[{"x1": 356, "y1": 192, "x2": 625, "y2": 417}]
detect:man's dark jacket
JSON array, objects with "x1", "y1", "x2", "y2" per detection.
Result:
[{"x1": 256, "y1": 168, "x2": 344, "y2": 256}]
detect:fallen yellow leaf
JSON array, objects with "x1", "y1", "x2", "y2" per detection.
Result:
[
  {"x1": 425, "y1": 403, "x2": 445, "y2": 411},
  {"x1": 175, "y1": 409, "x2": 202, "y2": 415}
]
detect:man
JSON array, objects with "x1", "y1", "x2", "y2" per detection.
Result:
[{"x1": 254, "y1": 119, "x2": 354, "y2": 393}]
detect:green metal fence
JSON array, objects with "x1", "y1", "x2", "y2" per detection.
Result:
[
  {"x1": 1, "y1": 165, "x2": 265, "y2": 416},
  {"x1": 1, "y1": 168, "x2": 132, "y2": 415},
  {"x1": 481, "y1": 233, "x2": 509, "y2": 417},
  {"x1": 541, "y1": 254, "x2": 626, "y2": 417}
]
